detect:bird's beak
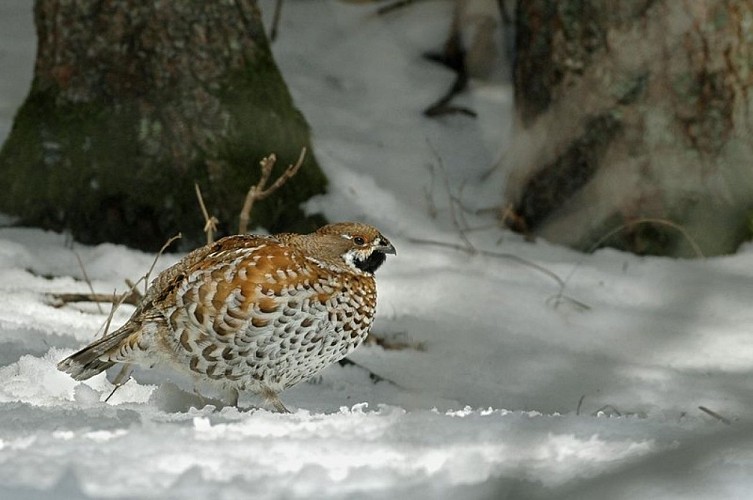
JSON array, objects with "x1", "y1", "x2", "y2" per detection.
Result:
[{"x1": 376, "y1": 238, "x2": 396, "y2": 255}]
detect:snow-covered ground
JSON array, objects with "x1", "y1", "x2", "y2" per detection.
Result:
[{"x1": 2, "y1": 1, "x2": 753, "y2": 499}]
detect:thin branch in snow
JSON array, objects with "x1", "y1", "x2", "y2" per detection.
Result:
[
  {"x1": 49, "y1": 233, "x2": 180, "y2": 321},
  {"x1": 238, "y1": 147, "x2": 306, "y2": 234},
  {"x1": 422, "y1": 162, "x2": 438, "y2": 219},
  {"x1": 125, "y1": 278, "x2": 142, "y2": 299},
  {"x1": 576, "y1": 394, "x2": 586, "y2": 416},
  {"x1": 376, "y1": 0, "x2": 421, "y2": 16},
  {"x1": 101, "y1": 289, "x2": 122, "y2": 340},
  {"x1": 365, "y1": 333, "x2": 425, "y2": 351},
  {"x1": 699, "y1": 406, "x2": 732, "y2": 425},
  {"x1": 143, "y1": 233, "x2": 183, "y2": 297},
  {"x1": 195, "y1": 183, "x2": 219, "y2": 245},
  {"x1": 73, "y1": 249, "x2": 103, "y2": 314},
  {"x1": 104, "y1": 364, "x2": 133, "y2": 403},
  {"x1": 94, "y1": 233, "x2": 180, "y2": 401},
  {"x1": 426, "y1": 140, "x2": 476, "y2": 251},
  {"x1": 407, "y1": 236, "x2": 553, "y2": 281},
  {"x1": 586, "y1": 218, "x2": 704, "y2": 259},
  {"x1": 463, "y1": 222, "x2": 502, "y2": 233},
  {"x1": 338, "y1": 357, "x2": 403, "y2": 387},
  {"x1": 551, "y1": 217, "x2": 704, "y2": 311},
  {"x1": 47, "y1": 291, "x2": 141, "y2": 308},
  {"x1": 408, "y1": 237, "x2": 590, "y2": 311},
  {"x1": 269, "y1": 0, "x2": 284, "y2": 41}
]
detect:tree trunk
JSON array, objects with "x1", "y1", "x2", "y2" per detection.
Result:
[
  {"x1": 504, "y1": 0, "x2": 753, "y2": 257},
  {"x1": 0, "y1": 0, "x2": 326, "y2": 251}
]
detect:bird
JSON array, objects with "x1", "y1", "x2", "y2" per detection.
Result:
[{"x1": 58, "y1": 222, "x2": 395, "y2": 412}]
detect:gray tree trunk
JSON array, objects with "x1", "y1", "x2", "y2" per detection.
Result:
[
  {"x1": 504, "y1": 0, "x2": 753, "y2": 257},
  {"x1": 0, "y1": 0, "x2": 326, "y2": 250}
]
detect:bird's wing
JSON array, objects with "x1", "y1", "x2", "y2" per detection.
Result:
[
  {"x1": 143, "y1": 235, "x2": 278, "y2": 308},
  {"x1": 154, "y1": 235, "x2": 336, "y2": 348}
]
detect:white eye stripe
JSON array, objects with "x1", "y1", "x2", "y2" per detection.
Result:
[{"x1": 340, "y1": 234, "x2": 367, "y2": 245}]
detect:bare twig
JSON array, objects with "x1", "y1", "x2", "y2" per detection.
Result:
[
  {"x1": 338, "y1": 357, "x2": 403, "y2": 386},
  {"x1": 100, "y1": 289, "x2": 124, "y2": 339},
  {"x1": 238, "y1": 147, "x2": 307, "y2": 234},
  {"x1": 47, "y1": 291, "x2": 141, "y2": 308},
  {"x1": 194, "y1": 183, "x2": 219, "y2": 245},
  {"x1": 588, "y1": 218, "x2": 704, "y2": 259},
  {"x1": 98, "y1": 233, "x2": 181, "y2": 401},
  {"x1": 124, "y1": 279, "x2": 142, "y2": 299},
  {"x1": 104, "y1": 364, "x2": 133, "y2": 402},
  {"x1": 423, "y1": 163, "x2": 438, "y2": 219},
  {"x1": 407, "y1": 237, "x2": 591, "y2": 310},
  {"x1": 143, "y1": 233, "x2": 183, "y2": 296},
  {"x1": 51, "y1": 234, "x2": 180, "y2": 314},
  {"x1": 426, "y1": 140, "x2": 475, "y2": 251},
  {"x1": 365, "y1": 334, "x2": 425, "y2": 351},
  {"x1": 463, "y1": 222, "x2": 501, "y2": 233},
  {"x1": 73, "y1": 250, "x2": 103, "y2": 314},
  {"x1": 377, "y1": 0, "x2": 418, "y2": 15},
  {"x1": 550, "y1": 218, "x2": 703, "y2": 310},
  {"x1": 409, "y1": 237, "x2": 563, "y2": 287},
  {"x1": 699, "y1": 406, "x2": 732, "y2": 425},
  {"x1": 270, "y1": 0, "x2": 284, "y2": 41},
  {"x1": 92, "y1": 233, "x2": 182, "y2": 339},
  {"x1": 576, "y1": 394, "x2": 586, "y2": 416}
]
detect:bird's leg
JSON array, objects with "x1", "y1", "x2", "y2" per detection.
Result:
[
  {"x1": 104, "y1": 364, "x2": 133, "y2": 402},
  {"x1": 223, "y1": 387, "x2": 240, "y2": 407},
  {"x1": 261, "y1": 386, "x2": 290, "y2": 413},
  {"x1": 192, "y1": 386, "x2": 208, "y2": 408},
  {"x1": 270, "y1": 398, "x2": 290, "y2": 414}
]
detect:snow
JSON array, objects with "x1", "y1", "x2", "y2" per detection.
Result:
[{"x1": 1, "y1": 1, "x2": 753, "y2": 499}]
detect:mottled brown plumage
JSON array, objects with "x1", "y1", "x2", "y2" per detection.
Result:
[{"x1": 58, "y1": 222, "x2": 395, "y2": 411}]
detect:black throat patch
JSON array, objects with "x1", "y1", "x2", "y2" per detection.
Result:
[{"x1": 354, "y1": 251, "x2": 386, "y2": 274}]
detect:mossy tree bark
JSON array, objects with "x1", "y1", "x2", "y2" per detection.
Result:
[
  {"x1": 504, "y1": 0, "x2": 753, "y2": 257},
  {"x1": 0, "y1": 0, "x2": 326, "y2": 251}
]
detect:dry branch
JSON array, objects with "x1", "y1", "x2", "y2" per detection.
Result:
[
  {"x1": 105, "y1": 364, "x2": 133, "y2": 402},
  {"x1": 142, "y1": 233, "x2": 184, "y2": 296},
  {"x1": 408, "y1": 237, "x2": 591, "y2": 311},
  {"x1": 47, "y1": 291, "x2": 141, "y2": 308},
  {"x1": 238, "y1": 147, "x2": 307, "y2": 234},
  {"x1": 364, "y1": 334, "x2": 425, "y2": 351},
  {"x1": 547, "y1": 217, "x2": 704, "y2": 310},
  {"x1": 576, "y1": 394, "x2": 586, "y2": 416},
  {"x1": 699, "y1": 405, "x2": 732, "y2": 425},
  {"x1": 48, "y1": 233, "x2": 182, "y2": 314},
  {"x1": 269, "y1": 0, "x2": 284, "y2": 41},
  {"x1": 337, "y1": 357, "x2": 402, "y2": 386},
  {"x1": 73, "y1": 250, "x2": 103, "y2": 314},
  {"x1": 587, "y1": 218, "x2": 704, "y2": 258},
  {"x1": 95, "y1": 233, "x2": 181, "y2": 401},
  {"x1": 194, "y1": 183, "x2": 219, "y2": 245},
  {"x1": 377, "y1": 0, "x2": 419, "y2": 15}
]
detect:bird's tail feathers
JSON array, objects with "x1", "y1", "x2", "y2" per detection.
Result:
[{"x1": 57, "y1": 325, "x2": 136, "y2": 381}]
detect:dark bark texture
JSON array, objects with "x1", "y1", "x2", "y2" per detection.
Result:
[
  {"x1": 506, "y1": 0, "x2": 753, "y2": 256},
  {"x1": 0, "y1": 0, "x2": 326, "y2": 250}
]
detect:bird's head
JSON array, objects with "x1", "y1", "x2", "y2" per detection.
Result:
[{"x1": 313, "y1": 222, "x2": 396, "y2": 274}]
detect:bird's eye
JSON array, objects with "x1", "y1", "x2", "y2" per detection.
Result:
[{"x1": 353, "y1": 236, "x2": 366, "y2": 245}]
